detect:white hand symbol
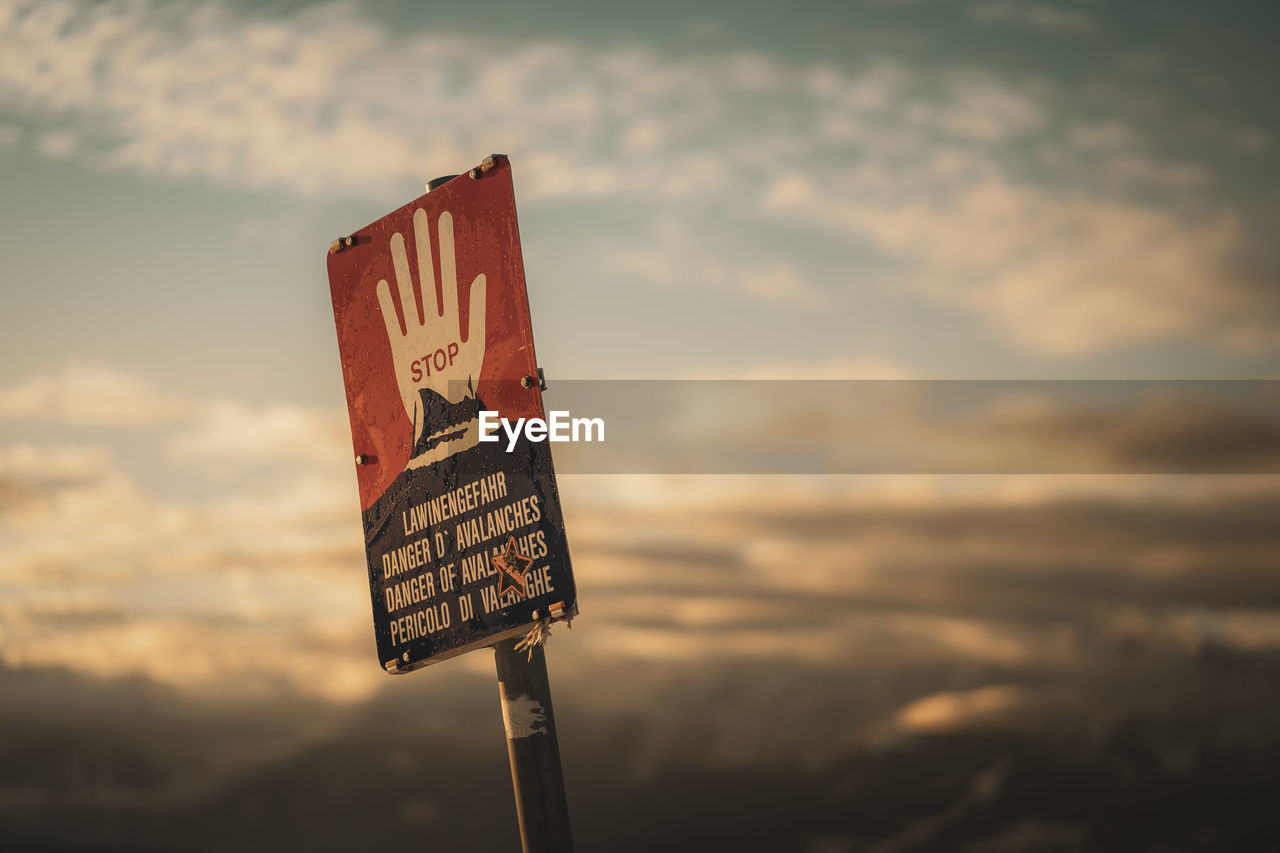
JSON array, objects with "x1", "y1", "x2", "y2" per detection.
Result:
[{"x1": 377, "y1": 209, "x2": 487, "y2": 468}]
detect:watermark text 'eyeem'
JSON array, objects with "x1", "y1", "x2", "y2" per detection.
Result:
[{"x1": 479, "y1": 410, "x2": 604, "y2": 452}]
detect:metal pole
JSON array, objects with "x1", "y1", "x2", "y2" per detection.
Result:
[{"x1": 494, "y1": 637, "x2": 575, "y2": 853}]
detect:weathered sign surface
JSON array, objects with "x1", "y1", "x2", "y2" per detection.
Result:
[{"x1": 327, "y1": 156, "x2": 576, "y2": 673}]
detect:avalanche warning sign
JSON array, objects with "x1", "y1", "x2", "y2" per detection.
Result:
[{"x1": 326, "y1": 156, "x2": 577, "y2": 673}]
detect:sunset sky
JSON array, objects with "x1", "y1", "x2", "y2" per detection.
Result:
[{"x1": 2, "y1": 1, "x2": 1279, "y2": 849}]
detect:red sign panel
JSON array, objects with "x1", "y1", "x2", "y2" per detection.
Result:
[{"x1": 327, "y1": 157, "x2": 576, "y2": 673}]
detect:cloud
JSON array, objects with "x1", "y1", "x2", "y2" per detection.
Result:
[
  {"x1": 686, "y1": 354, "x2": 921, "y2": 380},
  {"x1": 0, "y1": 441, "x2": 116, "y2": 516},
  {"x1": 164, "y1": 400, "x2": 352, "y2": 472},
  {"x1": 0, "y1": 365, "x2": 191, "y2": 426},
  {"x1": 891, "y1": 685, "x2": 1041, "y2": 732},
  {"x1": 9, "y1": 374, "x2": 1280, "y2": 703},
  {"x1": 602, "y1": 219, "x2": 826, "y2": 309},
  {"x1": 968, "y1": 1, "x2": 1095, "y2": 32},
  {"x1": 978, "y1": 387, "x2": 1280, "y2": 472},
  {"x1": 0, "y1": 363, "x2": 357, "y2": 470},
  {"x1": 3, "y1": 367, "x2": 1280, "y2": 849},
  {"x1": 738, "y1": 263, "x2": 825, "y2": 307},
  {"x1": 544, "y1": 379, "x2": 1280, "y2": 475},
  {"x1": 0, "y1": 441, "x2": 114, "y2": 485},
  {"x1": 0, "y1": 368, "x2": 372, "y2": 701},
  {"x1": 34, "y1": 129, "x2": 75, "y2": 158},
  {"x1": 1066, "y1": 120, "x2": 1135, "y2": 152},
  {"x1": 763, "y1": 175, "x2": 1272, "y2": 354},
  {"x1": 0, "y1": 437, "x2": 373, "y2": 701},
  {"x1": 1, "y1": 1, "x2": 1271, "y2": 355},
  {"x1": 0, "y1": 0, "x2": 752, "y2": 202},
  {"x1": 0, "y1": 6, "x2": 1134, "y2": 209}
]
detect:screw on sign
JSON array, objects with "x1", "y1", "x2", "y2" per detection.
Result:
[
  {"x1": 327, "y1": 154, "x2": 577, "y2": 673},
  {"x1": 326, "y1": 155, "x2": 576, "y2": 852}
]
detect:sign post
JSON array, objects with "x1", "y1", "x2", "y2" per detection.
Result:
[
  {"x1": 326, "y1": 155, "x2": 576, "y2": 852},
  {"x1": 495, "y1": 637, "x2": 574, "y2": 852}
]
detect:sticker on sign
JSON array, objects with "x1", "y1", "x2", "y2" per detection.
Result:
[{"x1": 326, "y1": 155, "x2": 577, "y2": 673}]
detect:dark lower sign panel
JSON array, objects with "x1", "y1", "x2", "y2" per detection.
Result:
[{"x1": 326, "y1": 156, "x2": 576, "y2": 673}]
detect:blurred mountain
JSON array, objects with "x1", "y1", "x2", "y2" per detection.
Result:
[{"x1": 3, "y1": 643, "x2": 1280, "y2": 852}]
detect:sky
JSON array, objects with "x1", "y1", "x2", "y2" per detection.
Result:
[
  {"x1": 2, "y1": 0, "x2": 1279, "y2": 394},
  {"x1": 1, "y1": 1, "x2": 1280, "y2": 850}
]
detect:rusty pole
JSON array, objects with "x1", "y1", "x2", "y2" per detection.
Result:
[{"x1": 494, "y1": 637, "x2": 575, "y2": 853}]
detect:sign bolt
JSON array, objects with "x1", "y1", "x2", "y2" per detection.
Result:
[
  {"x1": 469, "y1": 154, "x2": 503, "y2": 180},
  {"x1": 328, "y1": 234, "x2": 357, "y2": 254},
  {"x1": 520, "y1": 368, "x2": 547, "y2": 390}
]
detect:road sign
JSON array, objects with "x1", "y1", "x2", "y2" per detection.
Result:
[{"x1": 327, "y1": 156, "x2": 577, "y2": 673}]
